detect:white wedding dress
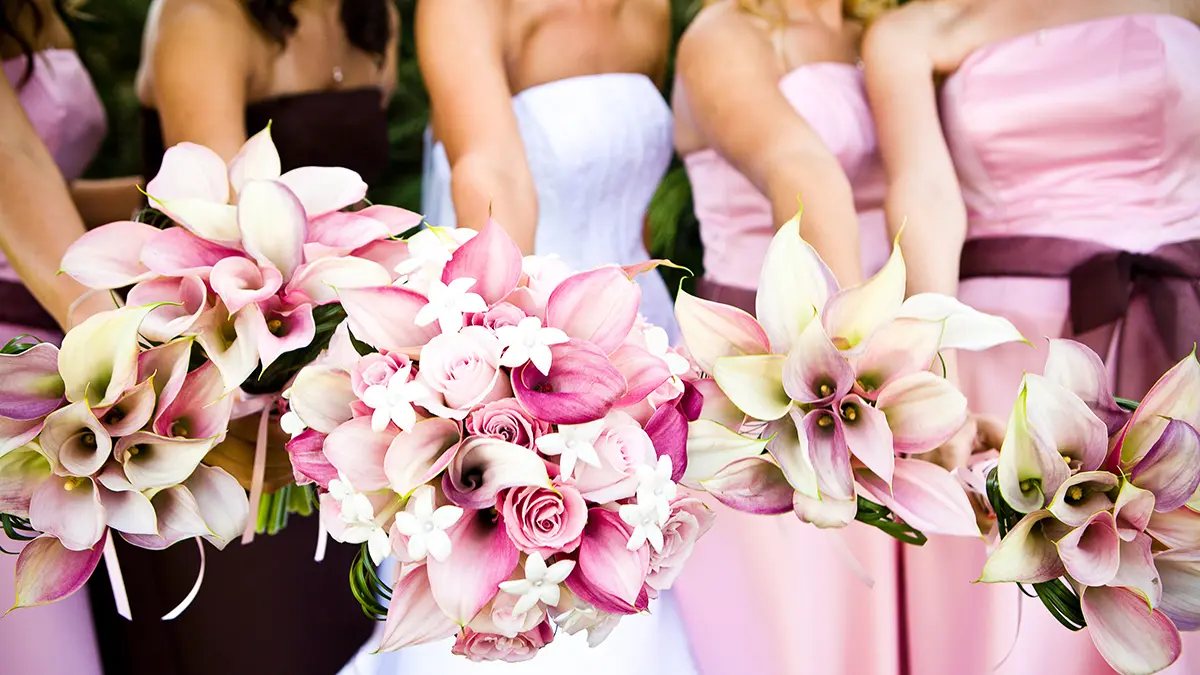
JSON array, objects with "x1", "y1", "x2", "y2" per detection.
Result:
[
  {"x1": 337, "y1": 74, "x2": 695, "y2": 675},
  {"x1": 421, "y1": 72, "x2": 680, "y2": 341}
]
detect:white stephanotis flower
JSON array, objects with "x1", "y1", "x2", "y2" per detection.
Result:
[
  {"x1": 393, "y1": 485, "x2": 463, "y2": 563},
  {"x1": 499, "y1": 553, "x2": 576, "y2": 615},
  {"x1": 361, "y1": 370, "x2": 432, "y2": 433},
  {"x1": 644, "y1": 326, "x2": 690, "y2": 377},
  {"x1": 554, "y1": 599, "x2": 623, "y2": 648},
  {"x1": 328, "y1": 474, "x2": 391, "y2": 565},
  {"x1": 414, "y1": 277, "x2": 488, "y2": 334},
  {"x1": 280, "y1": 410, "x2": 307, "y2": 438},
  {"x1": 634, "y1": 455, "x2": 676, "y2": 523},
  {"x1": 496, "y1": 316, "x2": 569, "y2": 374},
  {"x1": 535, "y1": 419, "x2": 606, "y2": 478},
  {"x1": 393, "y1": 228, "x2": 456, "y2": 291},
  {"x1": 619, "y1": 498, "x2": 665, "y2": 553}
]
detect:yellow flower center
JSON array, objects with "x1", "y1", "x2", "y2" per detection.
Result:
[
  {"x1": 267, "y1": 318, "x2": 285, "y2": 336},
  {"x1": 817, "y1": 414, "x2": 834, "y2": 428},
  {"x1": 1067, "y1": 485, "x2": 1084, "y2": 502}
]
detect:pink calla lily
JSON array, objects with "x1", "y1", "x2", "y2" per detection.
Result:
[
  {"x1": 28, "y1": 474, "x2": 106, "y2": 551},
  {"x1": 610, "y1": 344, "x2": 671, "y2": 408},
  {"x1": 857, "y1": 457, "x2": 980, "y2": 538},
  {"x1": 1155, "y1": 548, "x2": 1200, "y2": 631},
  {"x1": 127, "y1": 275, "x2": 210, "y2": 342},
  {"x1": 94, "y1": 464, "x2": 158, "y2": 536},
  {"x1": 145, "y1": 142, "x2": 239, "y2": 242},
  {"x1": 378, "y1": 564, "x2": 458, "y2": 652},
  {"x1": 324, "y1": 417, "x2": 396, "y2": 492},
  {"x1": 11, "y1": 533, "x2": 106, "y2": 609},
  {"x1": 792, "y1": 490, "x2": 857, "y2": 529},
  {"x1": 546, "y1": 267, "x2": 641, "y2": 355},
  {"x1": 979, "y1": 510, "x2": 1066, "y2": 583},
  {"x1": 227, "y1": 124, "x2": 281, "y2": 194},
  {"x1": 443, "y1": 437, "x2": 551, "y2": 510},
  {"x1": 1147, "y1": 507, "x2": 1200, "y2": 550},
  {"x1": 114, "y1": 432, "x2": 218, "y2": 491},
  {"x1": 1116, "y1": 349, "x2": 1200, "y2": 470},
  {"x1": 673, "y1": 290, "x2": 770, "y2": 374},
  {"x1": 0, "y1": 342, "x2": 65, "y2": 420},
  {"x1": 245, "y1": 299, "x2": 317, "y2": 371},
  {"x1": 1111, "y1": 533, "x2": 1162, "y2": 609},
  {"x1": 139, "y1": 227, "x2": 243, "y2": 279},
  {"x1": 781, "y1": 319, "x2": 854, "y2": 407},
  {"x1": 1042, "y1": 339, "x2": 1129, "y2": 433},
  {"x1": 38, "y1": 401, "x2": 111, "y2": 477},
  {"x1": 689, "y1": 378, "x2": 745, "y2": 430},
  {"x1": 1080, "y1": 585, "x2": 1182, "y2": 675},
  {"x1": 306, "y1": 211, "x2": 391, "y2": 252},
  {"x1": 1046, "y1": 471, "x2": 1120, "y2": 527},
  {"x1": 426, "y1": 509, "x2": 520, "y2": 625},
  {"x1": 0, "y1": 418, "x2": 43, "y2": 458},
  {"x1": 285, "y1": 429, "x2": 336, "y2": 488},
  {"x1": 97, "y1": 377, "x2": 158, "y2": 438},
  {"x1": 152, "y1": 361, "x2": 233, "y2": 441},
  {"x1": 699, "y1": 457, "x2": 794, "y2": 515},
  {"x1": 122, "y1": 485, "x2": 211, "y2": 550},
  {"x1": 1056, "y1": 510, "x2": 1121, "y2": 587},
  {"x1": 338, "y1": 285, "x2": 440, "y2": 352},
  {"x1": 564, "y1": 507, "x2": 650, "y2": 615},
  {"x1": 137, "y1": 337, "x2": 194, "y2": 416},
  {"x1": 441, "y1": 219, "x2": 523, "y2": 306},
  {"x1": 850, "y1": 318, "x2": 944, "y2": 397},
  {"x1": 59, "y1": 220, "x2": 160, "y2": 289},
  {"x1": 511, "y1": 340, "x2": 625, "y2": 425},
  {"x1": 384, "y1": 418, "x2": 460, "y2": 496},
  {"x1": 284, "y1": 255, "x2": 392, "y2": 305},
  {"x1": 1128, "y1": 419, "x2": 1200, "y2": 513},
  {"x1": 194, "y1": 305, "x2": 260, "y2": 393},
  {"x1": 819, "y1": 239, "x2": 905, "y2": 351},
  {"x1": 185, "y1": 464, "x2": 250, "y2": 549},
  {"x1": 764, "y1": 416, "x2": 820, "y2": 499},
  {"x1": 1113, "y1": 480, "x2": 1155, "y2": 542},
  {"x1": 645, "y1": 404, "x2": 688, "y2": 481},
  {"x1": 874, "y1": 371, "x2": 968, "y2": 455},
  {"x1": 236, "y1": 179, "x2": 308, "y2": 282},
  {"x1": 0, "y1": 448, "x2": 50, "y2": 518},
  {"x1": 275, "y1": 165, "x2": 367, "y2": 218},
  {"x1": 209, "y1": 257, "x2": 283, "y2": 314}
]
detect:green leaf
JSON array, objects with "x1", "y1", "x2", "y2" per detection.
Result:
[
  {"x1": 349, "y1": 543, "x2": 392, "y2": 621},
  {"x1": 1, "y1": 335, "x2": 44, "y2": 356},
  {"x1": 241, "y1": 304, "x2": 348, "y2": 395},
  {"x1": 854, "y1": 497, "x2": 928, "y2": 546}
]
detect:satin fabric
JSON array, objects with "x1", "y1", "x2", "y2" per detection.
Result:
[
  {"x1": 0, "y1": 48, "x2": 105, "y2": 675},
  {"x1": 676, "y1": 63, "x2": 903, "y2": 675},
  {"x1": 913, "y1": 14, "x2": 1200, "y2": 675}
]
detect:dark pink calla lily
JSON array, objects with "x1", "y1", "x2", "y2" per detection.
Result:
[
  {"x1": 512, "y1": 340, "x2": 625, "y2": 425},
  {"x1": 699, "y1": 457, "x2": 794, "y2": 515},
  {"x1": 426, "y1": 509, "x2": 520, "y2": 625},
  {"x1": 645, "y1": 404, "x2": 688, "y2": 482},
  {"x1": 441, "y1": 219, "x2": 523, "y2": 306},
  {"x1": 546, "y1": 267, "x2": 641, "y2": 355},
  {"x1": 285, "y1": 429, "x2": 335, "y2": 488},
  {"x1": 10, "y1": 532, "x2": 106, "y2": 609},
  {"x1": 610, "y1": 344, "x2": 671, "y2": 408},
  {"x1": 443, "y1": 437, "x2": 550, "y2": 510},
  {"x1": 0, "y1": 343, "x2": 64, "y2": 421},
  {"x1": 564, "y1": 507, "x2": 650, "y2": 615}
]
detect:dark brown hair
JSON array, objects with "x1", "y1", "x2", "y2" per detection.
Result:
[
  {"x1": 247, "y1": 0, "x2": 392, "y2": 63},
  {"x1": 0, "y1": 0, "x2": 74, "y2": 85}
]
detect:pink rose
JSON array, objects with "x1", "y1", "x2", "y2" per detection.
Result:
[
  {"x1": 646, "y1": 497, "x2": 715, "y2": 591},
  {"x1": 467, "y1": 589, "x2": 544, "y2": 638},
  {"x1": 349, "y1": 350, "x2": 411, "y2": 399},
  {"x1": 451, "y1": 622, "x2": 555, "y2": 663},
  {"x1": 500, "y1": 481, "x2": 587, "y2": 556},
  {"x1": 465, "y1": 302, "x2": 527, "y2": 331},
  {"x1": 571, "y1": 412, "x2": 658, "y2": 502},
  {"x1": 419, "y1": 326, "x2": 512, "y2": 410},
  {"x1": 466, "y1": 399, "x2": 548, "y2": 449}
]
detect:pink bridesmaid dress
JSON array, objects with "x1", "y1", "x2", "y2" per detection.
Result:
[
  {"x1": 905, "y1": 14, "x2": 1200, "y2": 675},
  {"x1": 674, "y1": 63, "x2": 900, "y2": 675},
  {"x1": 0, "y1": 48, "x2": 107, "y2": 675}
]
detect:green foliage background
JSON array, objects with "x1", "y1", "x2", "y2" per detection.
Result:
[{"x1": 69, "y1": 0, "x2": 704, "y2": 294}]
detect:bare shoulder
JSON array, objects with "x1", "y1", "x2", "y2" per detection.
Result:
[
  {"x1": 417, "y1": 0, "x2": 502, "y2": 36},
  {"x1": 138, "y1": 0, "x2": 253, "y2": 101},
  {"x1": 677, "y1": 2, "x2": 770, "y2": 74},
  {"x1": 150, "y1": 0, "x2": 250, "y2": 34},
  {"x1": 863, "y1": 0, "x2": 965, "y2": 69}
]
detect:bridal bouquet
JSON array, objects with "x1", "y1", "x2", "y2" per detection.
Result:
[
  {"x1": 673, "y1": 215, "x2": 1026, "y2": 540},
  {"x1": 284, "y1": 220, "x2": 713, "y2": 661},
  {"x1": 976, "y1": 339, "x2": 1200, "y2": 675}
]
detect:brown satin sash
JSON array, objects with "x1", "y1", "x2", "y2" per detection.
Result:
[
  {"x1": 0, "y1": 280, "x2": 60, "y2": 334},
  {"x1": 960, "y1": 237, "x2": 1200, "y2": 399}
]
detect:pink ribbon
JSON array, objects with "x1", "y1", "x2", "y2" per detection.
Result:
[
  {"x1": 241, "y1": 405, "x2": 271, "y2": 545},
  {"x1": 102, "y1": 533, "x2": 132, "y2": 620},
  {"x1": 162, "y1": 538, "x2": 206, "y2": 620}
]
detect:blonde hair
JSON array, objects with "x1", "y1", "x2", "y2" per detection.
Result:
[{"x1": 717, "y1": 0, "x2": 899, "y2": 23}]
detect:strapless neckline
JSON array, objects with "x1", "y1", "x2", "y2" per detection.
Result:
[
  {"x1": 511, "y1": 72, "x2": 657, "y2": 100},
  {"x1": 952, "y1": 13, "x2": 1199, "y2": 77},
  {"x1": 778, "y1": 60, "x2": 862, "y2": 86}
]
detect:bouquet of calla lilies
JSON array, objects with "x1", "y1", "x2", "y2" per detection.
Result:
[
  {"x1": 974, "y1": 340, "x2": 1200, "y2": 675},
  {"x1": 672, "y1": 216, "x2": 1026, "y2": 540},
  {"x1": 285, "y1": 220, "x2": 712, "y2": 660}
]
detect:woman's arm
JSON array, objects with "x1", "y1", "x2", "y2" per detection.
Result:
[
  {"x1": 140, "y1": 0, "x2": 252, "y2": 164},
  {"x1": 676, "y1": 9, "x2": 864, "y2": 286},
  {"x1": 0, "y1": 75, "x2": 108, "y2": 329},
  {"x1": 862, "y1": 6, "x2": 966, "y2": 297},
  {"x1": 378, "y1": 0, "x2": 401, "y2": 104},
  {"x1": 70, "y1": 176, "x2": 145, "y2": 229},
  {"x1": 416, "y1": 0, "x2": 537, "y2": 253}
]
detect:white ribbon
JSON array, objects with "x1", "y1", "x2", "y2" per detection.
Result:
[
  {"x1": 162, "y1": 538, "x2": 206, "y2": 621},
  {"x1": 103, "y1": 534, "x2": 132, "y2": 620}
]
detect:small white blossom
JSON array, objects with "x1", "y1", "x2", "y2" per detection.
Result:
[
  {"x1": 414, "y1": 277, "x2": 488, "y2": 334},
  {"x1": 535, "y1": 419, "x2": 606, "y2": 478},
  {"x1": 361, "y1": 369, "x2": 431, "y2": 433},
  {"x1": 644, "y1": 326, "x2": 690, "y2": 378},
  {"x1": 393, "y1": 485, "x2": 463, "y2": 563},
  {"x1": 496, "y1": 316, "x2": 569, "y2": 375},
  {"x1": 554, "y1": 601, "x2": 623, "y2": 648},
  {"x1": 280, "y1": 410, "x2": 307, "y2": 438},
  {"x1": 498, "y1": 553, "x2": 576, "y2": 615},
  {"x1": 635, "y1": 455, "x2": 676, "y2": 523},
  {"x1": 327, "y1": 474, "x2": 391, "y2": 565},
  {"x1": 393, "y1": 229, "x2": 456, "y2": 291},
  {"x1": 619, "y1": 499, "x2": 665, "y2": 553}
]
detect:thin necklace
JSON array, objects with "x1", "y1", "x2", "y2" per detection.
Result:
[{"x1": 332, "y1": 65, "x2": 344, "y2": 84}]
